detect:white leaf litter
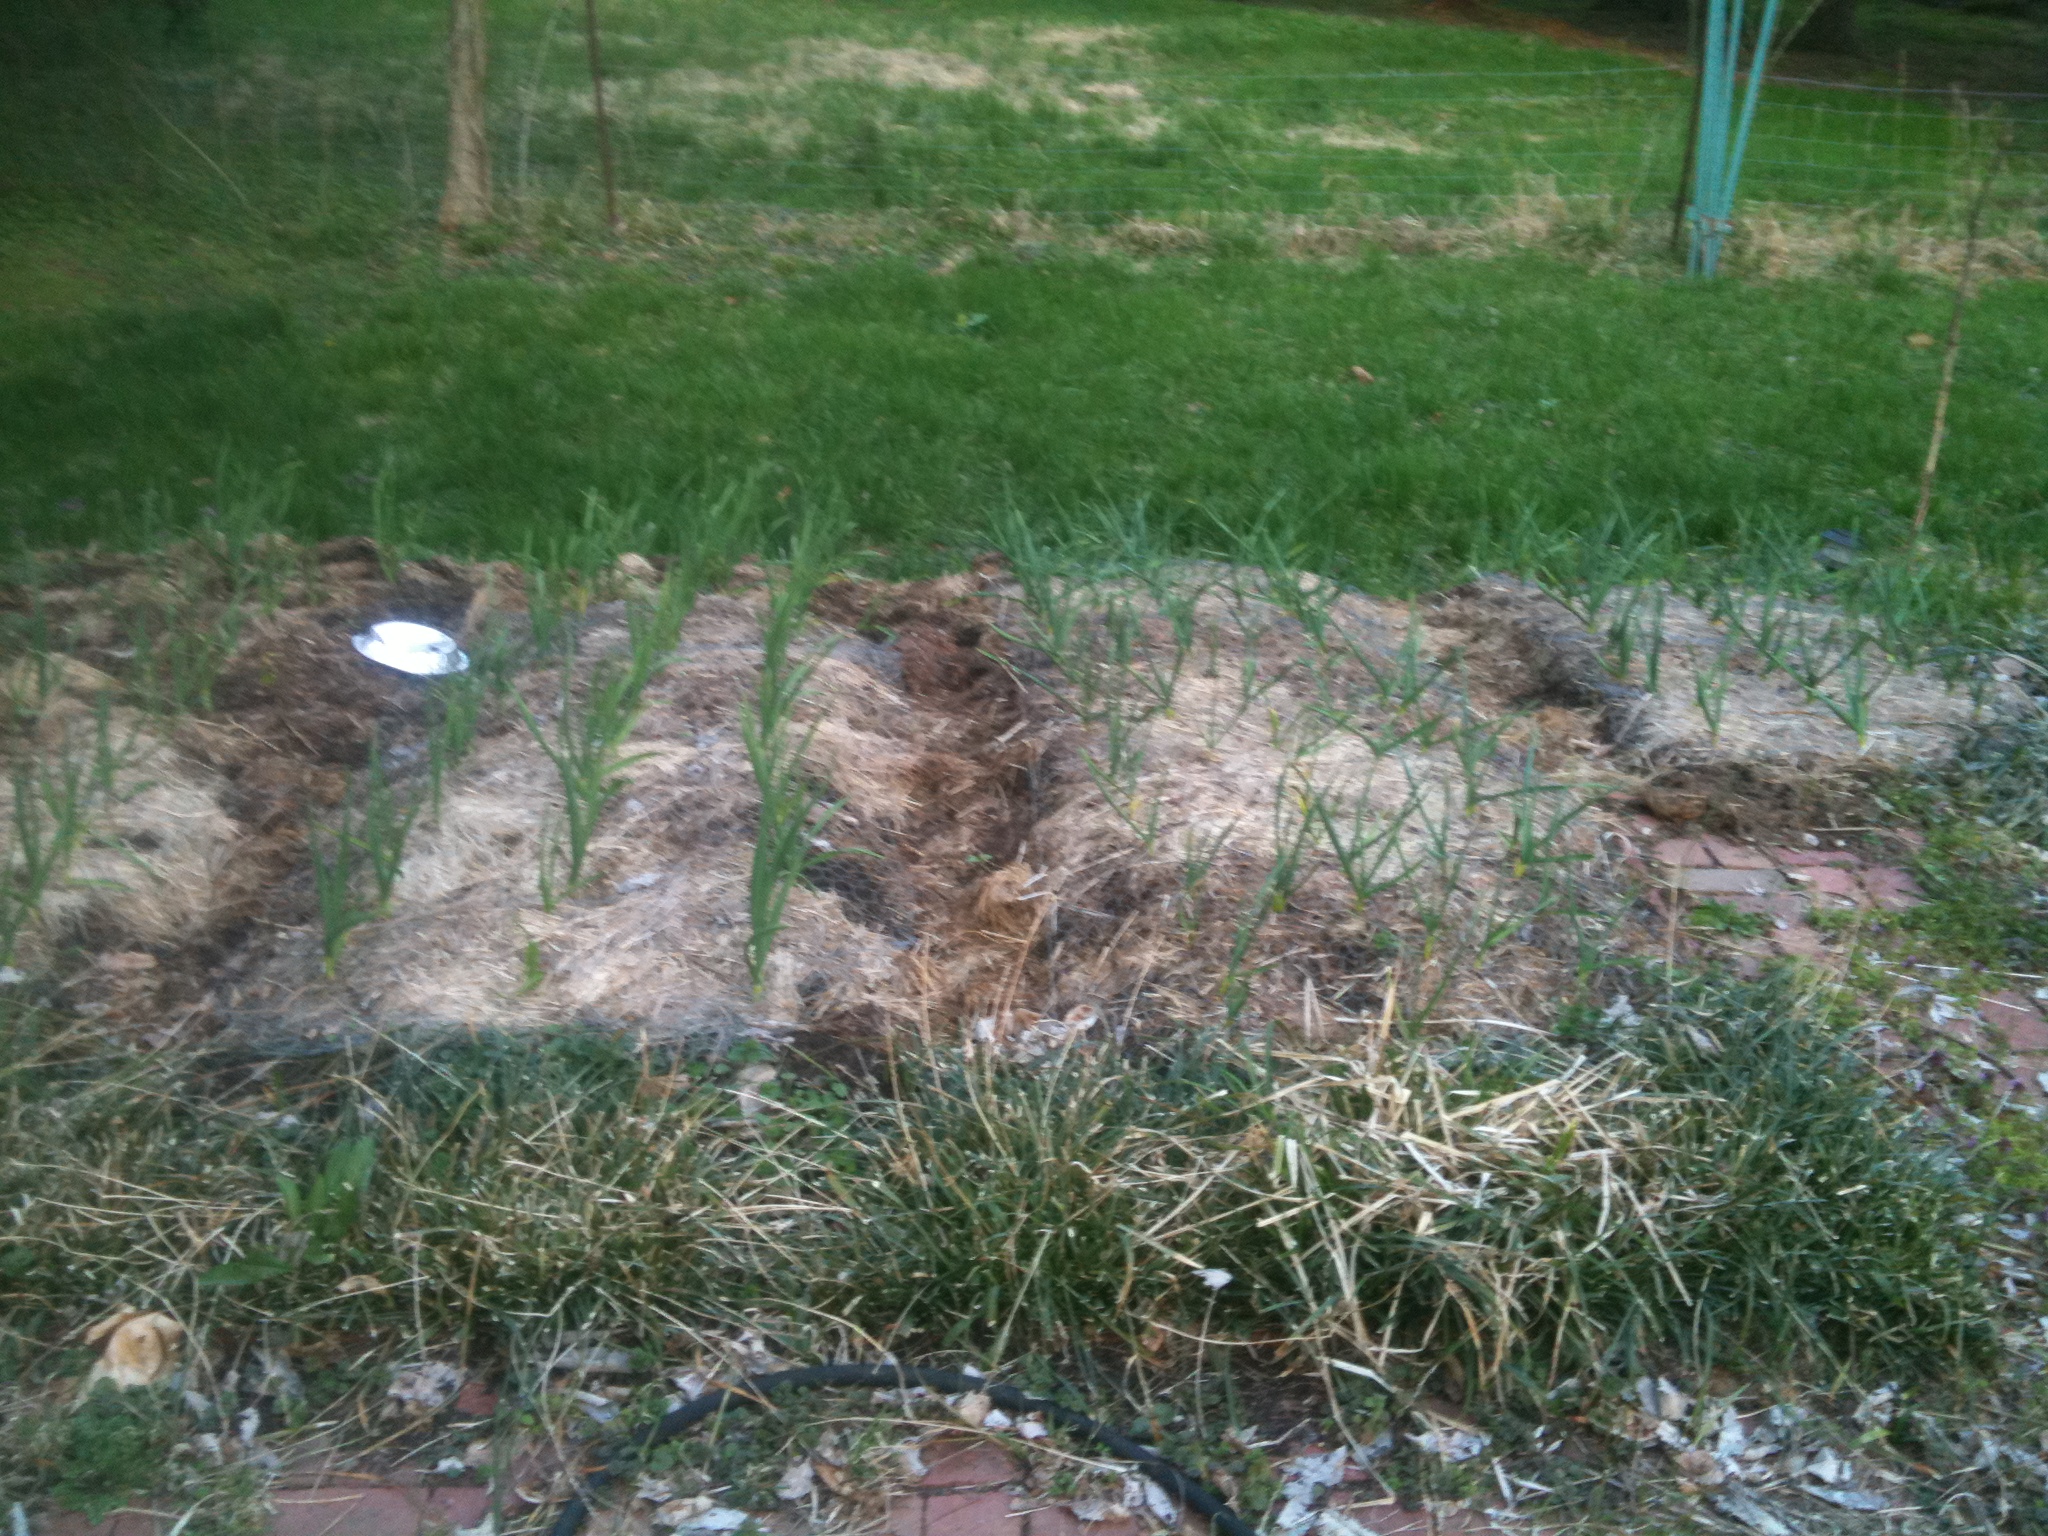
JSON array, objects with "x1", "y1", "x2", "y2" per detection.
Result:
[
  {"x1": 776, "y1": 1459, "x2": 816, "y2": 1502},
  {"x1": 1274, "y1": 1448, "x2": 1352, "y2": 1533},
  {"x1": 434, "y1": 1457, "x2": 468, "y2": 1477},
  {"x1": 455, "y1": 1517, "x2": 496, "y2": 1536},
  {"x1": 1616, "y1": 1389, "x2": 1903, "y2": 1514},
  {"x1": 1711, "y1": 1491, "x2": 1795, "y2": 1536},
  {"x1": 952, "y1": 1391, "x2": 995, "y2": 1427},
  {"x1": 387, "y1": 1362, "x2": 463, "y2": 1412},
  {"x1": 548, "y1": 1343, "x2": 636, "y2": 1374},
  {"x1": 1017, "y1": 1414, "x2": 1050, "y2": 1441},
  {"x1": 1974, "y1": 1433, "x2": 2048, "y2": 1489},
  {"x1": 1408, "y1": 1423, "x2": 1489, "y2": 1464},
  {"x1": 1801, "y1": 1448, "x2": 1848, "y2": 1486},
  {"x1": 1636, "y1": 1376, "x2": 1693, "y2": 1424},
  {"x1": 1068, "y1": 1496, "x2": 1129, "y2": 1523},
  {"x1": 937, "y1": 1388, "x2": 1023, "y2": 1435},
  {"x1": 252, "y1": 1345, "x2": 305, "y2": 1402},
  {"x1": 872, "y1": 1386, "x2": 935, "y2": 1407},
  {"x1": 1852, "y1": 1384, "x2": 1898, "y2": 1427},
  {"x1": 896, "y1": 1443, "x2": 930, "y2": 1479},
  {"x1": 636, "y1": 1477, "x2": 679, "y2": 1505},
  {"x1": 727, "y1": 1328, "x2": 786, "y2": 1374},
  {"x1": 1194, "y1": 1269, "x2": 1233, "y2": 1290},
  {"x1": 652, "y1": 1498, "x2": 749, "y2": 1532},
  {"x1": 973, "y1": 1005, "x2": 1099, "y2": 1063},
  {"x1": 1126, "y1": 1473, "x2": 1180, "y2": 1528},
  {"x1": 1801, "y1": 1487, "x2": 1893, "y2": 1512}
]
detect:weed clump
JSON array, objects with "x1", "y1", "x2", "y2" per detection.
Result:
[{"x1": 0, "y1": 975, "x2": 1988, "y2": 1400}]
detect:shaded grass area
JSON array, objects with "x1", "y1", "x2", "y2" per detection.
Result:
[
  {"x1": 4, "y1": 232, "x2": 2047, "y2": 582},
  {"x1": 10, "y1": 0, "x2": 2034, "y2": 228},
  {"x1": 0, "y1": 975, "x2": 2008, "y2": 1527},
  {"x1": 0, "y1": 974, "x2": 1992, "y2": 1402},
  {"x1": 1479, "y1": 0, "x2": 2048, "y2": 97},
  {"x1": 4, "y1": 0, "x2": 2043, "y2": 578}
]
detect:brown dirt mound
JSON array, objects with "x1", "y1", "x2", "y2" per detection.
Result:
[{"x1": 0, "y1": 547, "x2": 2019, "y2": 1057}]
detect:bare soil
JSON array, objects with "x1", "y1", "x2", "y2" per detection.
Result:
[{"x1": 0, "y1": 543, "x2": 2017, "y2": 1059}]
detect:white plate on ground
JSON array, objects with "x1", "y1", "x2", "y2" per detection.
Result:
[{"x1": 351, "y1": 620, "x2": 469, "y2": 677}]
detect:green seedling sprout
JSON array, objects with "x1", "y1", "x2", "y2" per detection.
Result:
[
  {"x1": 1810, "y1": 652, "x2": 1886, "y2": 751},
  {"x1": 1695, "y1": 646, "x2": 1734, "y2": 746},
  {"x1": 1309, "y1": 781, "x2": 1422, "y2": 913},
  {"x1": 743, "y1": 511, "x2": 854, "y2": 996},
  {"x1": 519, "y1": 649, "x2": 651, "y2": 900},
  {"x1": 1220, "y1": 792, "x2": 1313, "y2": 1022},
  {"x1": 308, "y1": 803, "x2": 375, "y2": 976},
  {"x1": 354, "y1": 737, "x2": 419, "y2": 914},
  {"x1": 0, "y1": 746, "x2": 95, "y2": 969}
]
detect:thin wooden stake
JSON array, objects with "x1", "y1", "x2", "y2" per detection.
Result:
[
  {"x1": 1912, "y1": 126, "x2": 2007, "y2": 540},
  {"x1": 1670, "y1": 0, "x2": 1707, "y2": 252},
  {"x1": 582, "y1": 0, "x2": 622, "y2": 234}
]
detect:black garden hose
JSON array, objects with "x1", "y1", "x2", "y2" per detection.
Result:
[{"x1": 544, "y1": 1363, "x2": 1258, "y2": 1536}]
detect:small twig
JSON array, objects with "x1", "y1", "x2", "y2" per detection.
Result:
[
  {"x1": 582, "y1": 0, "x2": 623, "y2": 234},
  {"x1": 1912, "y1": 122, "x2": 2009, "y2": 540}
]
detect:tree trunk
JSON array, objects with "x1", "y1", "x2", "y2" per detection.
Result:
[
  {"x1": 439, "y1": 0, "x2": 491, "y2": 230},
  {"x1": 1788, "y1": 0, "x2": 1857, "y2": 53}
]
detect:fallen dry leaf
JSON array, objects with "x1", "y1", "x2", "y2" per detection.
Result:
[
  {"x1": 1905, "y1": 332, "x2": 1935, "y2": 348},
  {"x1": 388, "y1": 1360, "x2": 463, "y2": 1412},
  {"x1": 954, "y1": 1390, "x2": 995, "y2": 1427},
  {"x1": 776, "y1": 1459, "x2": 816, "y2": 1502},
  {"x1": 811, "y1": 1459, "x2": 852, "y2": 1495},
  {"x1": 84, "y1": 1309, "x2": 186, "y2": 1390},
  {"x1": 1350, "y1": 366, "x2": 1377, "y2": 384},
  {"x1": 1642, "y1": 787, "x2": 1709, "y2": 823}
]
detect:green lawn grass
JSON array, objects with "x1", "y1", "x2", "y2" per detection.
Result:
[
  {"x1": 2, "y1": 0, "x2": 2044, "y2": 579},
  {"x1": 10, "y1": 0, "x2": 2036, "y2": 227},
  {"x1": 4, "y1": 226, "x2": 2045, "y2": 581}
]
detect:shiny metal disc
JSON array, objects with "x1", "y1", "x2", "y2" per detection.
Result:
[{"x1": 351, "y1": 620, "x2": 470, "y2": 677}]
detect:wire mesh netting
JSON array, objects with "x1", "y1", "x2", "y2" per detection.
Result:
[{"x1": 7, "y1": 0, "x2": 2045, "y2": 233}]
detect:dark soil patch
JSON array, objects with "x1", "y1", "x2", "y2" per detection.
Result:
[{"x1": 1635, "y1": 759, "x2": 1896, "y2": 843}]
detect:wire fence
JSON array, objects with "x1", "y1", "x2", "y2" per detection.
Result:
[{"x1": 13, "y1": 9, "x2": 2047, "y2": 237}]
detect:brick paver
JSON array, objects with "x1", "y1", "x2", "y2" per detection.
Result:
[
  {"x1": 887, "y1": 1494, "x2": 928, "y2": 1536},
  {"x1": 40, "y1": 1487, "x2": 493, "y2": 1536},
  {"x1": 1777, "y1": 848, "x2": 1863, "y2": 868},
  {"x1": 1630, "y1": 824, "x2": 1927, "y2": 963},
  {"x1": 271, "y1": 1488, "x2": 492, "y2": 1536},
  {"x1": 1789, "y1": 866, "x2": 1864, "y2": 902},
  {"x1": 1652, "y1": 839, "x2": 1712, "y2": 869},
  {"x1": 1857, "y1": 867, "x2": 1925, "y2": 912},
  {"x1": 1699, "y1": 838, "x2": 1775, "y2": 871},
  {"x1": 922, "y1": 1491, "x2": 1021, "y2": 1536},
  {"x1": 920, "y1": 1439, "x2": 1024, "y2": 1489},
  {"x1": 1014, "y1": 1503, "x2": 1136, "y2": 1536},
  {"x1": 1672, "y1": 867, "x2": 1788, "y2": 897},
  {"x1": 1983, "y1": 991, "x2": 2048, "y2": 1055}
]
